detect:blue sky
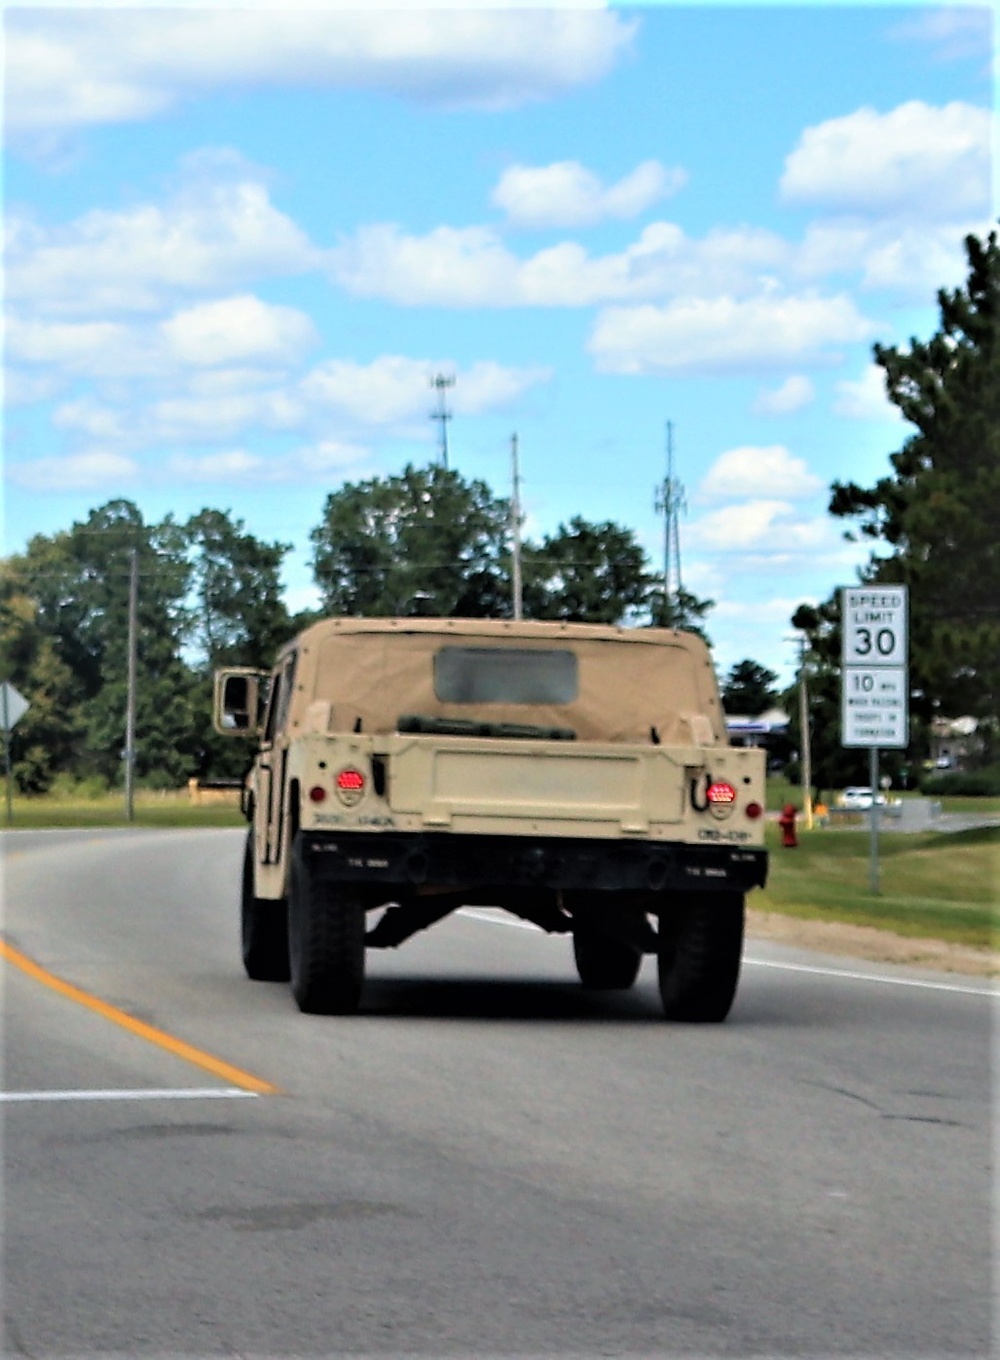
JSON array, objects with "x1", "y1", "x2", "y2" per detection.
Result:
[{"x1": 4, "y1": 2, "x2": 995, "y2": 686}]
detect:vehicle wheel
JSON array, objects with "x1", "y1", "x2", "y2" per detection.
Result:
[
  {"x1": 288, "y1": 834, "x2": 365, "y2": 1015},
  {"x1": 241, "y1": 831, "x2": 290, "y2": 982},
  {"x1": 572, "y1": 924, "x2": 643, "y2": 989},
  {"x1": 657, "y1": 890, "x2": 744, "y2": 1022}
]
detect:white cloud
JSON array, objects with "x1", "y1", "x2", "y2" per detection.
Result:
[
  {"x1": 52, "y1": 399, "x2": 130, "y2": 441},
  {"x1": 7, "y1": 176, "x2": 318, "y2": 315},
  {"x1": 301, "y1": 355, "x2": 551, "y2": 428},
  {"x1": 151, "y1": 389, "x2": 306, "y2": 442},
  {"x1": 6, "y1": 316, "x2": 159, "y2": 376},
  {"x1": 752, "y1": 376, "x2": 815, "y2": 415},
  {"x1": 6, "y1": 450, "x2": 140, "y2": 492},
  {"x1": 890, "y1": 9, "x2": 994, "y2": 65},
  {"x1": 452, "y1": 360, "x2": 554, "y2": 412},
  {"x1": 698, "y1": 446, "x2": 822, "y2": 502},
  {"x1": 16, "y1": 346, "x2": 553, "y2": 453},
  {"x1": 685, "y1": 504, "x2": 868, "y2": 585},
  {"x1": 166, "y1": 439, "x2": 370, "y2": 484},
  {"x1": 7, "y1": 10, "x2": 636, "y2": 137},
  {"x1": 330, "y1": 219, "x2": 793, "y2": 309},
  {"x1": 8, "y1": 295, "x2": 317, "y2": 385},
  {"x1": 588, "y1": 292, "x2": 876, "y2": 376},
  {"x1": 780, "y1": 101, "x2": 992, "y2": 219},
  {"x1": 160, "y1": 296, "x2": 319, "y2": 367},
  {"x1": 794, "y1": 218, "x2": 989, "y2": 299},
  {"x1": 330, "y1": 225, "x2": 517, "y2": 307},
  {"x1": 833, "y1": 363, "x2": 904, "y2": 422},
  {"x1": 492, "y1": 159, "x2": 685, "y2": 229}
]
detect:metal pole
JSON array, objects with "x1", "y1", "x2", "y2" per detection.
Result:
[
  {"x1": 2, "y1": 686, "x2": 11, "y2": 827},
  {"x1": 869, "y1": 746, "x2": 880, "y2": 894},
  {"x1": 798, "y1": 637, "x2": 814, "y2": 830},
  {"x1": 430, "y1": 374, "x2": 454, "y2": 470},
  {"x1": 124, "y1": 548, "x2": 138, "y2": 822},
  {"x1": 511, "y1": 433, "x2": 523, "y2": 621}
]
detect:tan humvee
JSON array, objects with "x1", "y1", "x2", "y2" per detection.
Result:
[{"x1": 214, "y1": 617, "x2": 768, "y2": 1019}]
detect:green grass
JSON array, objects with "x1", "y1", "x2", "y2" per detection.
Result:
[
  {"x1": 2, "y1": 790, "x2": 244, "y2": 830},
  {"x1": 758, "y1": 821, "x2": 999, "y2": 950}
]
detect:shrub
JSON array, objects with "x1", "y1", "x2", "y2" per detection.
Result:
[{"x1": 920, "y1": 765, "x2": 1000, "y2": 797}]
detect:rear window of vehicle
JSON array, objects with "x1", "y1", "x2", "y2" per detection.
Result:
[{"x1": 434, "y1": 647, "x2": 578, "y2": 705}]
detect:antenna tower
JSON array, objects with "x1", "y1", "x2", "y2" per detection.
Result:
[
  {"x1": 653, "y1": 420, "x2": 686, "y2": 623},
  {"x1": 430, "y1": 373, "x2": 455, "y2": 469}
]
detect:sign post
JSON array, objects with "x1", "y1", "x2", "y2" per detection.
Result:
[
  {"x1": 0, "y1": 682, "x2": 30, "y2": 826},
  {"x1": 841, "y1": 587, "x2": 908, "y2": 894}
]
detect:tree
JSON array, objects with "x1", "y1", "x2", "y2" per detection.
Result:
[
  {"x1": 721, "y1": 659, "x2": 779, "y2": 715},
  {"x1": 13, "y1": 500, "x2": 197, "y2": 786},
  {"x1": 185, "y1": 508, "x2": 293, "y2": 668},
  {"x1": 522, "y1": 516, "x2": 654, "y2": 624},
  {"x1": 310, "y1": 464, "x2": 513, "y2": 617},
  {"x1": 0, "y1": 560, "x2": 84, "y2": 793},
  {"x1": 648, "y1": 585, "x2": 714, "y2": 642},
  {"x1": 827, "y1": 225, "x2": 1000, "y2": 723}
]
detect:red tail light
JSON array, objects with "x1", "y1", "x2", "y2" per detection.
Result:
[{"x1": 706, "y1": 781, "x2": 737, "y2": 805}]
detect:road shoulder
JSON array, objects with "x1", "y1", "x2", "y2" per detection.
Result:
[{"x1": 747, "y1": 908, "x2": 997, "y2": 978}]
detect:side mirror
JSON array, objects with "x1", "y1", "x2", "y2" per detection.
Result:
[{"x1": 213, "y1": 668, "x2": 263, "y2": 736}]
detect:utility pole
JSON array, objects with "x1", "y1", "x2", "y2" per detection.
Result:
[
  {"x1": 653, "y1": 420, "x2": 686, "y2": 626},
  {"x1": 797, "y1": 633, "x2": 814, "y2": 831},
  {"x1": 510, "y1": 433, "x2": 523, "y2": 621},
  {"x1": 430, "y1": 373, "x2": 455, "y2": 470},
  {"x1": 124, "y1": 548, "x2": 138, "y2": 823}
]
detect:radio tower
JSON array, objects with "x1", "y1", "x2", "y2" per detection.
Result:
[
  {"x1": 430, "y1": 373, "x2": 455, "y2": 469},
  {"x1": 653, "y1": 420, "x2": 686, "y2": 626}
]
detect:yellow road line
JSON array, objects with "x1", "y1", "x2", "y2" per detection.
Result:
[{"x1": 1, "y1": 939, "x2": 280, "y2": 1095}]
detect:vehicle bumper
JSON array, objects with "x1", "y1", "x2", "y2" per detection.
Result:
[{"x1": 296, "y1": 830, "x2": 768, "y2": 896}]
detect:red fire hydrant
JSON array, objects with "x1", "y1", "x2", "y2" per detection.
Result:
[{"x1": 778, "y1": 803, "x2": 798, "y2": 848}]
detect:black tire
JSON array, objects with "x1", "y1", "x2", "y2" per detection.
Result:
[
  {"x1": 572, "y1": 925, "x2": 643, "y2": 990},
  {"x1": 657, "y1": 890, "x2": 744, "y2": 1022},
  {"x1": 241, "y1": 831, "x2": 290, "y2": 982},
  {"x1": 288, "y1": 834, "x2": 365, "y2": 1015}
]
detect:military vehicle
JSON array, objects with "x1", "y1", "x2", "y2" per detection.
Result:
[{"x1": 214, "y1": 617, "x2": 768, "y2": 1019}]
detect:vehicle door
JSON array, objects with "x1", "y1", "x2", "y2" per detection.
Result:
[{"x1": 256, "y1": 650, "x2": 297, "y2": 866}]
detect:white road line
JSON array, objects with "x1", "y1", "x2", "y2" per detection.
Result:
[
  {"x1": 743, "y1": 956, "x2": 996, "y2": 997},
  {"x1": 458, "y1": 906, "x2": 997, "y2": 997},
  {"x1": 1, "y1": 1087, "x2": 261, "y2": 1103}
]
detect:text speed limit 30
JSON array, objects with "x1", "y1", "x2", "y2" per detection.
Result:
[{"x1": 842, "y1": 587, "x2": 908, "y2": 667}]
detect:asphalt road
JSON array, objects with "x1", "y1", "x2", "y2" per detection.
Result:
[{"x1": 2, "y1": 827, "x2": 994, "y2": 1359}]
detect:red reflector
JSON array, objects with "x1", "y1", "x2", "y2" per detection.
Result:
[
  {"x1": 706, "y1": 781, "x2": 737, "y2": 805},
  {"x1": 745, "y1": 801, "x2": 764, "y2": 820},
  {"x1": 336, "y1": 768, "x2": 365, "y2": 793},
  {"x1": 309, "y1": 785, "x2": 327, "y2": 803}
]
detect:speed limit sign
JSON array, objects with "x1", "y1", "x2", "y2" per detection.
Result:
[
  {"x1": 842, "y1": 587, "x2": 908, "y2": 666},
  {"x1": 841, "y1": 586, "x2": 908, "y2": 748}
]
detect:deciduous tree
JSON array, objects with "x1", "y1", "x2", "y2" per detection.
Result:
[{"x1": 310, "y1": 464, "x2": 512, "y2": 618}]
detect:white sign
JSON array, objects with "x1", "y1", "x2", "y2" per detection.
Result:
[
  {"x1": 0, "y1": 682, "x2": 29, "y2": 732},
  {"x1": 842, "y1": 666, "x2": 908, "y2": 748},
  {"x1": 842, "y1": 587, "x2": 908, "y2": 667},
  {"x1": 841, "y1": 586, "x2": 908, "y2": 749}
]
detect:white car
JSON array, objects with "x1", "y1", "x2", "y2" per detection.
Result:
[{"x1": 837, "y1": 786, "x2": 887, "y2": 810}]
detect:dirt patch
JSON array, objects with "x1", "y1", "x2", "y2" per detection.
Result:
[{"x1": 746, "y1": 908, "x2": 997, "y2": 978}]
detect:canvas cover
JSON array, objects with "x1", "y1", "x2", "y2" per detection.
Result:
[{"x1": 288, "y1": 618, "x2": 725, "y2": 748}]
